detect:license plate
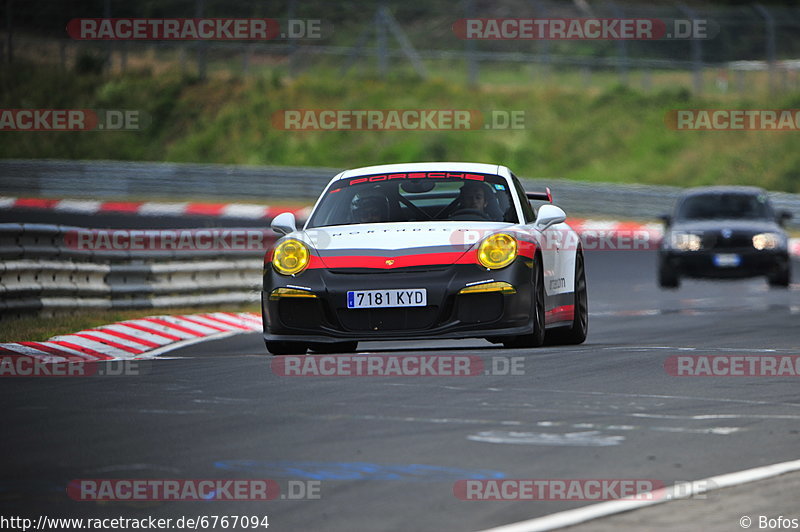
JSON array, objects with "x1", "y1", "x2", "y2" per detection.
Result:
[
  {"x1": 713, "y1": 253, "x2": 741, "y2": 267},
  {"x1": 347, "y1": 289, "x2": 427, "y2": 309}
]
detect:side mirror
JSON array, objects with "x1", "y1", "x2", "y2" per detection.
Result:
[
  {"x1": 534, "y1": 204, "x2": 566, "y2": 231},
  {"x1": 271, "y1": 212, "x2": 297, "y2": 235},
  {"x1": 658, "y1": 214, "x2": 672, "y2": 227},
  {"x1": 778, "y1": 210, "x2": 792, "y2": 226}
]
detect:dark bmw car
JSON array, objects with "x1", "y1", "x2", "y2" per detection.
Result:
[{"x1": 658, "y1": 186, "x2": 792, "y2": 289}]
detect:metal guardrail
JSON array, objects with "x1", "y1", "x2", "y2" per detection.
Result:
[
  {"x1": 2, "y1": 160, "x2": 799, "y2": 227},
  {"x1": 0, "y1": 159, "x2": 339, "y2": 201},
  {"x1": 0, "y1": 223, "x2": 269, "y2": 318}
]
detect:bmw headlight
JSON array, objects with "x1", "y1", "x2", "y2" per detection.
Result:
[
  {"x1": 670, "y1": 232, "x2": 702, "y2": 251},
  {"x1": 477, "y1": 233, "x2": 518, "y2": 269},
  {"x1": 752, "y1": 232, "x2": 781, "y2": 250},
  {"x1": 272, "y1": 239, "x2": 310, "y2": 275}
]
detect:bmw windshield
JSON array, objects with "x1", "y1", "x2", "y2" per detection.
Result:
[
  {"x1": 676, "y1": 193, "x2": 775, "y2": 221},
  {"x1": 307, "y1": 172, "x2": 519, "y2": 228}
]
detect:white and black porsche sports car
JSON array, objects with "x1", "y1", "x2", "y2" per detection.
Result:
[{"x1": 262, "y1": 162, "x2": 588, "y2": 355}]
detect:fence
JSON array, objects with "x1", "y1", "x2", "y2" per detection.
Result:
[
  {"x1": 3, "y1": 1, "x2": 800, "y2": 94},
  {"x1": 0, "y1": 223, "x2": 268, "y2": 318}
]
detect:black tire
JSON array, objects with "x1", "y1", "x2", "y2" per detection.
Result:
[
  {"x1": 503, "y1": 255, "x2": 546, "y2": 348},
  {"x1": 546, "y1": 250, "x2": 588, "y2": 346},
  {"x1": 768, "y1": 267, "x2": 791, "y2": 288},
  {"x1": 266, "y1": 341, "x2": 307, "y2": 356},
  {"x1": 658, "y1": 259, "x2": 680, "y2": 289},
  {"x1": 308, "y1": 341, "x2": 359, "y2": 354}
]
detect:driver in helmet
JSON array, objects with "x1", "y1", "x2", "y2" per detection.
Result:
[
  {"x1": 351, "y1": 191, "x2": 390, "y2": 223},
  {"x1": 457, "y1": 181, "x2": 491, "y2": 214}
]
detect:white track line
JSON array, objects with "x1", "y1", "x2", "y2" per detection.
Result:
[{"x1": 477, "y1": 458, "x2": 800, "y2": 532}]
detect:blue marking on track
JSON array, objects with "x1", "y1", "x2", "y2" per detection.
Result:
[{"x1": 214, "y1": 460, "x2": 506, "y2": 481}]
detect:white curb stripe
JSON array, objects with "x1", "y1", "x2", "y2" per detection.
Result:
[
  {"x1": 137, "y1": 202, "x2": 189, "y2": 216},
  {"x1": 0, "y1": 196, "x2": 17, "y2": 208},
  {"x1": 227, "y1": 312, "x2": 263, "y2": 328},
  {"x1": 54, "y1": 199, "x2": 102, "y2": 213},
  {"x1": 79, "y1": 330, "x2": 148, "y2": 352},
  {"x1": 123, "y1": 319, "x2": 198, "y2": 340},
  {"x1": 207, "y1": 312, "x2": 261, "y2": 330},
  {"x1": 49, "y1": 335, "x2": 137, "y2": 359},
  {"x1": 155, "y1": 315, "x2": 224, "y2": 335},
  {"x1": 0, "y1": 343, "x2": 69, "y2": 362},
  {"x1": 101, "y1": 324, "x2": 173, "y2": 346},
  {"x1": 2, "y1": 313, "x2": 262, "y2": 365},
  {"x1": 175, "y1": 314, "x2": 242, "y2": 331},
  {"x1": 221, "y1": 204, "x2": 271, "y2": 218},
  {"x1": 36, "y1": 342, "x2": 100, "y2": 360}
]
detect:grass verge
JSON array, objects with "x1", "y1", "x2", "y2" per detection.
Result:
[{"x1": 2, "y1": 62, "x2": 800, "y2": 192}]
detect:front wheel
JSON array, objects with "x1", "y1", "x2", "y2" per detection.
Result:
[
  {"x1": 503, "y1": 256, "x2": 546, "y2": 348},
  {"x1": 546, "y1": 250, "x2": 588, "y2": 346},
  {"x1": 767, "y1": 266, "x2": 791, "y2": 288},
  {"x1": 658, "y1": 259, "x2": 680, "y2": 289}
]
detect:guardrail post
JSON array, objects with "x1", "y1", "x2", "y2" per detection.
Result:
[
  {"x1": 4, "y1": 0, "x2": 13, "y2": 63},
  {"x1": 754, "y1": 4, "x2": 776, "y2": 94},
  {"x1": 607, "y1": 1, "x2": 629, "y2": 86},
  {"x1": 678, "y1": 4, "x2": 703, "y2": 95},
  {"x1": 195, "y1": 0, "x2": 207, "y2": 80}
]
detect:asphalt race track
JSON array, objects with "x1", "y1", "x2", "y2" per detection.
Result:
[{"x1": 2, "y1": 249, "x2": 799, "y2": 531}]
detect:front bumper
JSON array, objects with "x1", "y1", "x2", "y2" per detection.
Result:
[
  {"x1": 262, "y1": 260, "x2": 535, "y2": 343},
  {"x1": 660, "y1": 248, "x2": 789, "y2": 279}
]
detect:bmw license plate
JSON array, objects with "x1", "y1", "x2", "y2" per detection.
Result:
[
  {"x1": 713, "y1": 254, "x2": 741, "y2": 268},
  {"x1": 347, "y1": 289, "x2": 427, "y2": 309}
]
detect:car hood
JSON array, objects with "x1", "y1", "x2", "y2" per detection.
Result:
[
  {"x1": 670, "y1": 219, "x2": 783, "y2": 234},
  {"x1": 297, "y1": 221, "x2": 512, "y2": 268}
]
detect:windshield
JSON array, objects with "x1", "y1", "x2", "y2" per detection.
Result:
[
  {"x1": 676, "y1": 193, "x2": 774, "y2": 221},
  {"x1": 307, "y1": 172, "x2": 519, "y2": 228}
]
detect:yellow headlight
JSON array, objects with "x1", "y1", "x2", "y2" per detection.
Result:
[
  {"x1": 477, "y1": 233, "x2": 518, "y2": 269},
  {"x1": 272, "y1": 239, "x2": 310, "y2": 276}
]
